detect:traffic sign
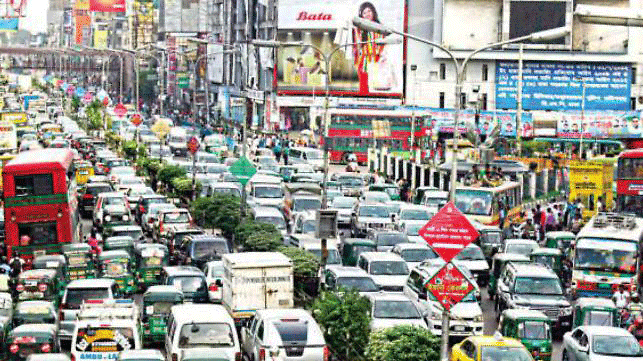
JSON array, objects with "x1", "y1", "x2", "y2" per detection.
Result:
[
  {"x1": 130, "y1": 113, "x2": 143, "y2": 127},
  {"x1": 114, "y1": 103, "x2": 127, "y2": 117},
  {"x1": 418, "y1": 201, "x2": 479, "y2": 262},
  {"x1": 229, "y1": 156, "x2": 257, "y2": 186},
  {"x1": 82, "y1": 92, "x2": 93, "y2": 104},
  {"x1": 102, "y1": 97, "x2": 109, "y2": 106},
  {"x1": 426, "y1": 262, "x2": 476, "y2": 312},
  {"x1": 187, "y1": 136, "x2": 200, "y2": 155}
]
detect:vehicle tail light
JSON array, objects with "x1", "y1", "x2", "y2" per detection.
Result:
[
  {"x1": 83, "y1": 194, "x2": 93, "y2": 200},
  {"x1": 41, "y1": 343, "x2": 51, "y2": 353},
  {"x1": 209, "y1": 283, "x2": 218, "y2": 292},
  {"x1": 16, "y1": 284, "x2": 24, "y2": 292},
  {"x1": 159, "y1": 221, "x2": 164, "y2": 233},
  {"x1": 38, "y1": 284, "x2": 48, "y2": 292},
  {"x1": 259, "y1": 348, "x2": 266, "y2": 361},
  {"x1": 235, "y1": 352, "x2": 242, "y2": 361},
  {"x1": 70, "y1": 354, "x2": 75, "y2": 361},
  {"x1": 324, "y1": 346, "x2": 330, "y2": 361},
  {"x1": 9, "y1": 344, "x2": 18, "y2": 354},
  {"x1": 139, "y1": 205, "x2": 145, "y2": 213}
]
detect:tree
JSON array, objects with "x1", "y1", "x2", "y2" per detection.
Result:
[
  {"x1": 311, "y1": 290, "x2": 371, "y2": 361},
  {"x1": 190, "y1": 195, "x2": 241, "y2": 239},
  {"x1": 278, "y1": 246, "x2": 319, "y2": 278},
  {"x1": 366, "y1": 325, "x2": 440, "y2": 361},
  {"x1": 234, "y1": 219, "x2": 280, "y2": 247},
  {"x1": 157, "y1": 165, "x2": 186, "y2": 188},
  {"x1": 244, "y1": 230, "x2": 282, "y2": 252}
]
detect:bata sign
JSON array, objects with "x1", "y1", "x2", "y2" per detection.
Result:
[{"x1": 296, "y1": 12, "x2": 332, "y2": 21}]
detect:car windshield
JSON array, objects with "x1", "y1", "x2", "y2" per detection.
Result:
[
  {"x1": 513, "y1": 277, "x2": 563, "y2": 295},
  {"x1": 308, "y1": 249, "x2": 340, "y2": 264},
  {"x1": 593, "y1": 335, "x2": 643, "y2": 356},
  {"x1": 257, "y1": 217, "x2": 286, "y2": 230},
  {"x1": 400, "y1": 209, "x2": 430, "y2": 220},
  {"x1": 65, "y1": 288, "x2": 110, "y2": 308},
  {"x1": 163, "y1": 211, "x2": 190, "y2": 223},
  {"x1": 336, "y1": 277, "x2": 379, "y2": 292},
  {"x1": 377, "y1": 234, "x2": 407, "y2": 247},
  {"x1": 331, "y1": 197, "x2": 356, "y2": 209},
  {"x1": 111, "y1": 168, "x2": 136, "y2": 176},
  {"x1": 373, "y1": 300, "x2": 420, "y2": 319},
  {"x1": 454, "y1": 189, "x2": 493, "y2": 216},
  {"x1": 482, "y1": 231, "x2": 503, "y2": 246},
  {"x1": 273, "y1": 320, "x2": 308, "y2": 342},
  {"x1": 172, "y1": 276, "x2": 206, "y2": 293},
  {"x1": 574, "y1": 241, "x2": 637, "y2": 274},
  {"x1": 305, "y1": 150, "x2": 322, "y2": 160},
  {"x1": 532, "y1": 255, "x2": 556, "y2": 269},
  {"x1": 480, "y1": 346, "x2": 533, "y2": 361},
  {"x1": 193, "y1": 241, "x2": 228, "y2": 259},
  {"x1": 258, "y1": 157, "x2": 277, "y2": 165},
  {"x1": 370, "y1": 261, "x2": 408, "y2": 275},
  {"x1": 104, "y1": 197, "x2": 126, "y2": 206},
  {"x1": 520, "y1": 321, "x2": 548, "y2": 339},
  {"x1": 208, "y1": 264, "x2": 225, "y2": 278},
  {"x1": 178, "y1": 323, "x2": 235, "y2": 348},
  {"x1": 401, "y1": 249, "x2": 436, "y2": 262},
  {"x1": 338, "y1": 177, "x2": 363, "y2": 187},
  {"x1": 585, "y1": 310, "x2": 613, "y2": 326},
  {"x1": 301, "y1": 220, "x2": 317, "y2": 234},
  {"x1": 212, "y1": 188, "x2": 241, "y2": 197},
  {"x1": 455, "y1": 246, "x2": 485, "y2": 261},
  {"x1": 255, "y1": 187, "x2": 283, "y2": 198},
  {"x1": 505, "y1": 243, "x2": 536, "y2": 256},
  {"x1": 424, "y1": 197, "x2": 447, "y2": 208},
  {"x1": 364, "y1": 193, "x2": 390, "y2": 203},
  {"x1": 405, "y1": 224, "x2": 423, "y2": 236},
  {"x1": 359, "y1": 206, "x2": 390, "y2": 218},
  {"x1": 293, "y1": 199, "x2": 322, "y2": 212}
]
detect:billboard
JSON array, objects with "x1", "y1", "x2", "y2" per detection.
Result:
[
  {"x1": 0, "y1": 19, "x2": 18, "y2": 32},
  {"x1": 74, "y1": 14, "x2": 91, "y2": 45},
  {"x1": 93, "y1": 29, "x2": 108, "y2": 48},
  {"x1": 496, "y1": 61, "x2": 631, "y2": 111},
  {"x1": 509, "y1": 1, "x2": 565, "y2": 44},
  {"x1": 161, "y1": 0, "x2": 208, "y2": 32},
  {"x1": 89, "y1": 0, "x2": 125, "y2": 12},
  {"x1": 276, "y1": 0, "x2": 404, "y2": 97},
  {"x1": 421, "y1": 108, "x2": 533, "y2": 137},
  {"x1": 208, "y1": 43, "x2": 224, "y2": 84},
  {"x1": 557, "y1": 111, "x2": 643, "y2": 138}
]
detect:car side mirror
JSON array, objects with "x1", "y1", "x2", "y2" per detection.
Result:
[
  {"x1": 418, "y1": 292, "x2": 427, "y2": 301},
  {"x1": 215, "y1": 279, "x2": 223, "y2": 287}
]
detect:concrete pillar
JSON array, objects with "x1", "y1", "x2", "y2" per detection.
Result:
[
  {"x1": 529, "y1": 173, "x2": 537, "y2": 200},
  {"x1": 411, "y1": 164, "x2": 417, "y2": 189}
]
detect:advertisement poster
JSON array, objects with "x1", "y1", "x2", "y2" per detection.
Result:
[
  {"x1": 0, "y1": 19, "x2": 18, "y2": 31},
  {"x1": 419, "y1": 108, "x2": 533, "y2": 137},
  {"x1": 74, "y1": 15, "x2": 91, "y2": 45},
  {"x1": 556, "y1": 111, "x2": 643, "y2": 138},
  {"x1": 276, "y1": 0, "x2": 404, "y2": 97},
  {"x1": 496, "y1": 61, "x2": 631, "y2": 111},
  {"x1": 93, "y1": 29, "x2": 108, "y2": 49},
  {"x1": 89, "y1": 0, "x2": 126, "y2": 12},
  {"x1": 208, "y1": 44, "x2": 224, "y2": 84}
]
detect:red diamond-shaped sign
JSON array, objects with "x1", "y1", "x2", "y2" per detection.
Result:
[
  {"x1": 418, "y1": 201, "x2": 479, "y2": 262},
  {"x1": 114, "y1": 103, "x2": 127, "y2": 117},
  {"x1": 426, "y1": 262, "x2": 475, "y2": 311},
  {"x1": 187, "y1": 136, "x2": 200, "y2": 155},
  {"x1": 130, "y1": 113, "x2": 143, "y2": 127}
]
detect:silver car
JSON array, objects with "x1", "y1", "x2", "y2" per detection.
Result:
[
  {"x1": 366, "y1": 293, "x2": 428, "y2": 331},
  {"x1": 242, "y1": 308, "x2": 327, "y2": 361},
  {"x1": 562, "y1": 325, "x2": 643, "y2": 360}
]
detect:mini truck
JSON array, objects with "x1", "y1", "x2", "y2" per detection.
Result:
[{"x1": 222, "y1": 252, "x2": 294, "y2": 325}]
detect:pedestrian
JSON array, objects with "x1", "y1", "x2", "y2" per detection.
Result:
[
  {"x1": 545, "y1": 208, "x2": 556, "y2": 233},
  {"x1": 498, "y1": 201, "x2": 506, "y2": 230},
  {"x1": 274, "y1": 142, "x2": 282, "y2": 163},
  {"x1": 614, "y1": 284, "x2": 631, "y2": 309},
  {"x1": 283, "y1": 141, "x2": 290, "y2": 165},
  {"x1": 597, "y1": 196, "x2": 605, "y2": 213}
]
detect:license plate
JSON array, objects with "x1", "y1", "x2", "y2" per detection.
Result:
[
  {"x1": 454, "y1": 326, "x2": 465, "y2": 332},
  {"x1": 33, "y1": 250, "x2": 46, "y2": 257},
  {"x1": 598, "y1": 283, "x2": 612, "y2": 289}
]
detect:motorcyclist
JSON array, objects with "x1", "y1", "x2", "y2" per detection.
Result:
[
  {"x1": 522, "y1": 218, "x2": 535, "y2": 239},
  {"x1": 627, "y1": 293, "x2": 643, "y2": 326},
  {"x1": 628, "y1": 315, "x2": 643, "y2": 339}
]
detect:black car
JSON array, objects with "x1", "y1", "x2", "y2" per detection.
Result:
[
  {"x1": 174, "y1": 235, "x2": 230, "y2": 268},
  {"x1": 78, "y1": 182, "x2": 113, "y2": 217},
  {"x1": 136, "y1": 194, "x2": 168, "y2": 224},
  {"x1": 367, "y1": 230, "x2": 409, "y2": 252}
]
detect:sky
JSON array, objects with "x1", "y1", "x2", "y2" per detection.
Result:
[{"x1": 21, "y1": 0, "x2": 49, "y2": 33}]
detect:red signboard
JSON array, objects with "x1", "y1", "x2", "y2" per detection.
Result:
[
  {"x1": 187, "y1": 136, "x2": 200, "y2": 155},
  {"x1": 89, "y1": 0, "x2": 125, "y2": 12},
  {"x1": 418, "y1": 202, "x2": 479, "y2": 262},
  {"x1": 114, "y1": 103, "x2": 127, "y2": 117},
  {"x1": 130, "y1": 113, "x2": 142, "y2": 127},
  {"x1": 426, "y1": 263, "x2": 476, "y2": 311},
  {"x1": 82, "y1": 92, "x2": 93, "y2": 104}
]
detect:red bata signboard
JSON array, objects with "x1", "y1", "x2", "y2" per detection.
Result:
[
  {"x1": 89, "y1": 0, "x2": 125, "y2": 12},
  {"x1": 426, "y1": 263, "x2": 475, "y2": 311},
  {"x1": 418, "y1": 202, "x2": 479, "y2": 263}
]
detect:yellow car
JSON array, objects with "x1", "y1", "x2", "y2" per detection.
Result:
[{"x1": 451, "y1": 334, "x2": 534, "y2": 361}]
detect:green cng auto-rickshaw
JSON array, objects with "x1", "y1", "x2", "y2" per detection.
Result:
[
  {"x1": 134, "y1": 244, "x2": 169, "y2": 290},
  {"x1": 142, "y1": 285, "x2": 184, "y2": 345},
  {"x1": 544, "y1": 231, "x2": 575, "y2": 258},
  {"x1": 498, "y1": 309, "x2": 552, "y2": 361},
  {"x1": 341, "y1": 238, "x2": 377, "y2": 266},
  {"x1": 62, "y1": 243, "x2": 96, "y2": 280},
  {"x1": 32, "y1": 255, "x2": 68, "y2": 289},
  {"x1": 15, "y1": 269, "x2": 62, "y2": 306},
  {"x1": 103, "y1": 236, "x2": 135, "y2": 256},
  {"x1": 98, "y1": 250, "x2": 136, "y2": 295},
  {"x1": 488, "y1": 253, "x2": 531, "y2": 300},
  {"x1": 573, "y1": 297, "x2": 620, "y2": 328},
  {"x1": 530, "y1": 248, "x2": 563, "y2": 278}
]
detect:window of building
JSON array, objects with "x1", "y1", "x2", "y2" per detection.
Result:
[
  {"x1": 439, "y1": 63, "x2": 446, "y2": 80},
  {"x1": 439, "y1": 92, "x2": 445, "y2": 108},
  {"x1": 14, "y1": 174, "x2": 54, "y2": 197},
  {"x1": 482, "y1": 64, "x2": 489, "y2": 82},
  {"x1": 460, "y1": 93, "x2": 467, "y2": 109},
  {"x1": 632, "y1": 97, "x2": 637, "y2": 110},
  {"x1": 633, "y1": 67, "x2": 637, "y2": 84},
  {"x1": 481, "y1": 93, "x2": 488, "y2": 110}
]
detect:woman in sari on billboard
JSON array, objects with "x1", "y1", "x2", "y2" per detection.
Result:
[{"x1": 353, "y1": 2, "x2": 386, "y2": 93}]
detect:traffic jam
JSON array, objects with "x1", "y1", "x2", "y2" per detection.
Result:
[{"x1": 0, "y1": 86, "x2": 642, "y2": 361}]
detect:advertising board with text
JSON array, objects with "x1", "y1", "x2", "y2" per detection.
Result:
[
  {"x1": 276, "y1": 0, "x2": 404, "y2": 97},
  {"x1": 426, "y1": 262, "x2": 476, "y2": 312},
  {"x1": 418, "y1": 202, "x2": 479, "y2": 263}
]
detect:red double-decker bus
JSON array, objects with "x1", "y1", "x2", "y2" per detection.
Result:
[
  {"x1": 3, "y1": 148, "x2": 80, "y2": 261},
  {"x1": 616, "y1": 149, "x2": 643, "y2": 216},
  {"x1": 325, "y1": 108, "x2": 431, "y2": 164}
]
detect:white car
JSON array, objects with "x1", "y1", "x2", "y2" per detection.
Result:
[
  {"x1": 502, "y1": 239, "x2": 539, "y2": 257},
  {"x1": 203, "y1": 260, "x2": 224, "y2": 303},
  {"x1": 562, "y1": 325, "x2": 643, "y2": 360},
  {"x1": 367, "y1": 293, "x2": 428, "y2": 331},
  {"x1": 329, "y1": 196, "x2": 357, "y2": 226},
  {"x1": 396, "y1": 204, "x2": 433, "y2": 229},
  {"x1": 390, "y1": 243, "x2": 438, "y2": 270},
  {"x1": 357, "y1": 252, "x2": 409, "y2": 293},
  {"x1": 400, "y1": 220, "x2": 426, "y2": 243},
  {"x1": 359, "y1": 191, "x2": 391, "y2": 204}
]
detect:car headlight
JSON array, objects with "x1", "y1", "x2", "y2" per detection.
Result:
[
  {"x1": 122, "y1": 215, "x2": 129, "y2": 221},
  {"x1": 355, "y1": 222, "x2": 364, "y2": 229},
  {"x1": 431, "y1": 311, "x2": 442, "y2": 321},
  {"x1": 513, "y1": 304, "x2": 530, "y2": 310},
  {"x1": 104, "y1": 215, "x2": 111, "y2": 222},
  {"x1": 473, "y1": 314, "x2": 484, "y2": 322},
  {"x1": 559, "y1": 306, "x2": 572, "y2": 316}
]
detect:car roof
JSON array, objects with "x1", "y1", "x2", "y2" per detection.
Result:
[
  {"x1": 163, "y1": 266, "x2": 204, "y2": 276},
  {"x1": 464, "y1": 335, "x2": 525, "y2": 348},
  {"x1": 253, "y1": 206, "x2": 284, "y2": 216},
  {"x1": 504, "y1": 239, "x2": 538, "y2": 245},
  {"x1": 578, "y1": 325, "x2": 633, "y2": 336},
  {"x1": 502, "y1": 309, "x2": 550, "y2": 320},
  {"x1": 508, "y1": 263, "x2": 557, "y2": 278},
  {"x1": 366, "y1": 292, "x2": 414, "y2": 302},
  {"x1": 359, "y1": 252, "x2": 405, "y2": 262},
  {"x1": 171, "y1": 304, "x2": 233, "y2": 323},
  {"x1": 118, "y1": 350, "x2": 164, "y2": 360},
  {"x1": 326, "y1": 266, "x2": 370, "y2": 277},
  {"x1": 67, "y1": 278, "x2": 116, "y2": 288},
  {"x1": 394, "y1": 242, "x2": 429, "y2": 250},
  {"x1": 86, "y1": 182, "x2": 111, "y2": 188},
  {"x1": 255, "y1": 308, "x2": 313, "y2": 320},
  {"x1": 10, "y1": 323, "x2": 57, "y2": 334}
]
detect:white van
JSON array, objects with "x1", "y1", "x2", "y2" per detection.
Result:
[
  {"x1": 165, "y1": 304, "x2": 240, "y2": 361},
  {"x1": 168, "y1": 127, "x2": 188, "y2": 157},
  {"x1": 289, "y1": 147, "x2": 324, "y2": 171}
]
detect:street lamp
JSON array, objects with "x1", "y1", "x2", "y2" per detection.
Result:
[
  {"x1": 353, "y1": 17, "x2": 569, "y2": 202},
  {"x1": 354, "y1": 17, "x2": 569, "y2": 361}
]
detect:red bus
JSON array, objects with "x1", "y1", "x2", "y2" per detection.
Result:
[
  {"x1": 3, "y1": 148, "x2": 80, "y2": 261},
  {"x1": 325, "y1": 108, "x2": 431, "y2": 164},
  {"x1": 616, "y1": 149, "x2": 643, "y2": 215}
]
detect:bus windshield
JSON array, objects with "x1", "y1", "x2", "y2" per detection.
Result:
[
  {"x1": 574, "y1": 238, "x2": 637, "y2": 274},
  {"x1": 454, "y1": 189, "x2": 493, "y2": 216}
]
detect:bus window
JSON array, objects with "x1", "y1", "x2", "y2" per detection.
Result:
[
  {"x1": 18, "y1": 222, "x2": 57, "y2": 246},
  {"x1": 14, "y1": 174, "x2": 53, "y2": 197}
]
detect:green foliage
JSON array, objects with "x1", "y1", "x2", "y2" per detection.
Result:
[
  {"x1": 522, "y1": 140, "x2": 549, "y2": 156},
  {"x1": 234, "y1": 219, "x2": 280, "y2": 247},
  {"x1": 157, "y1": 165, "x2": 186, "y2": 186},
  {"x1": 190, "y1": 195, "x2": 241, "y2": 239},
  {"x1": 244, "y1": 231, "x2": 283, "y2": 252},
  {"x1": 122, "y1": 140, "x2": 138, "y2": 159},
  {"x1": 105, "y1": 132, "x2": 122, "y2": 149},
  {"x1": 312, "y1": 290, "x2": 371, "y2": 360},
  {"x1": 85, "y1": 100, "x2": 104, "y2": 131},
  {"x1": 366, "y1": 325, "x2": 440, "y2": 361},
  {"x1": 71, "y1": 96, "x2": 81, "y2": 113},
  {"x1": 278, "y1": 246, "x2": 319, "y2": 278}
]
